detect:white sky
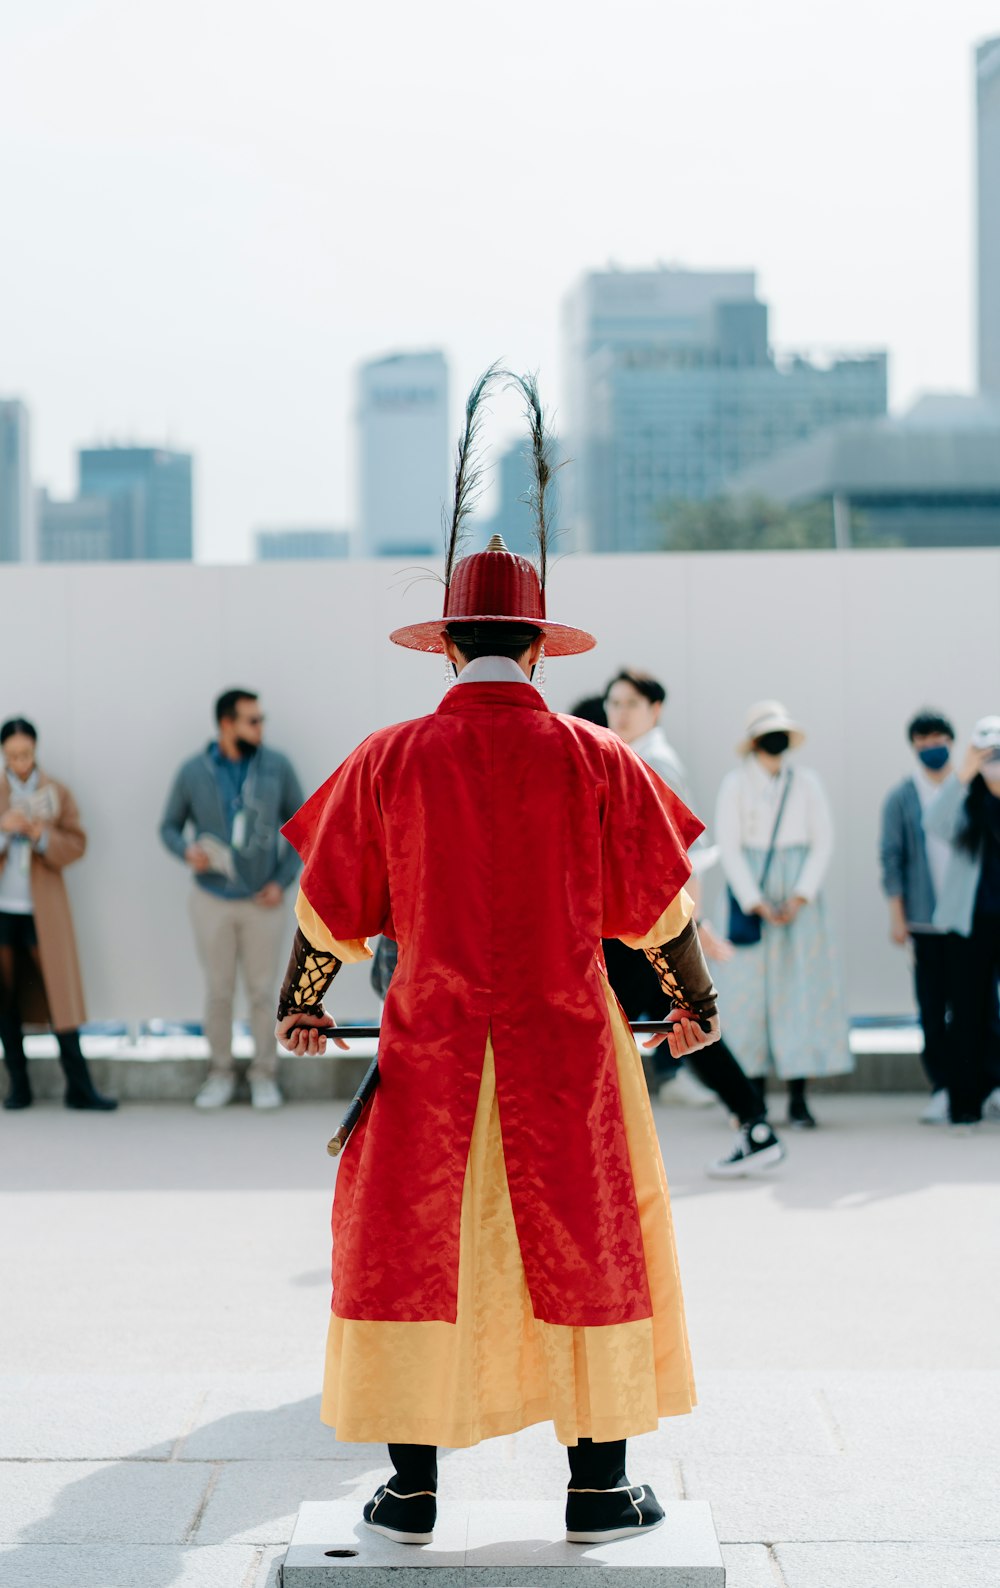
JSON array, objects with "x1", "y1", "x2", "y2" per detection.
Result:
[{"x1": 0, "y1": 0, "x2": 996, "y2": 561}]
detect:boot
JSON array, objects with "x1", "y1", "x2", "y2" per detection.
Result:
[
  {"x1": 57, "y1": 1030, "x2": 118, "y2": 1111},
  {"x1": 566, "y1": 1439, "x2": 664, "y2": 1543},
  {"x1": 364, "y1": 1444, "x2": 437, "y2": 1544},
  {"x1": 1, "y1": 1015, "x2": 32, "y2": 1110},
  {"x1": 787, "y1": 1077, "x2": 816, "y2": 1130}
]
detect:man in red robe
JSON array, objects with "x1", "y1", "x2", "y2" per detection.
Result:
[{"x1": 274, "y1": 375, "x2": 720, "y2": 1547}]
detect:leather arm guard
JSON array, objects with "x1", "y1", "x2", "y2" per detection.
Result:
[
  {"x1": 276, "y1": 927, "x2": 343, "y2": 1020},
  {"x1": 643, "y1": 920, "x2": 718, "y2": 1029}
]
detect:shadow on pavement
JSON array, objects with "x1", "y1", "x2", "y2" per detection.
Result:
[{"x1": 7, "y1": 1397, "x2": 382, "y2": 1588}]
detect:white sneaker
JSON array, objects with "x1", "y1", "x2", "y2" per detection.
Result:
[
  {"x1": 659, "y1": 1066, "x2": 717, "y2": 1108},
  {"x1": 250, "y1": 1078, "x2": 284, "y2": 1110},
  {"x1": 194, "y1": 1074, "x2": 236, "y2": 1110},
  {"x1": 919, "y1": 1089, "x2": 949, "y2": 1125},
  {"x1": 982, "y1": 1087, "x2": 1000, "y2": 1122}
]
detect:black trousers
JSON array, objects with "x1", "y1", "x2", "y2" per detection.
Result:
[
  {"x1": 603, "y1": 936, "x2": 766, "y2": 1125},
  {"x1": 910, "y1": 933, "x2": 954, "y2": 1093},
  {"x1": 947, "y1": 916, "x2": 1000, "y2": 1123},
  {"x1": 387, "y1": 1438, "x2": 626, "y2": 1492}
]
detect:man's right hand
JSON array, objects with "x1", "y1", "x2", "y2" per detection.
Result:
[
  {"x1": 889, "y1": 898, "x2": 909, "y2": 947},
  {"x1": 645, "y1": 1010, "x2": 721, "y2": 1059},
  {"x1": 185, "y1": 844, "x2": 211, "y2": 873}
]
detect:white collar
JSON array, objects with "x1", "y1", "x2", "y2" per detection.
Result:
[{"x1": 455, "y1": 655, "x2": 533, "y2": 686}]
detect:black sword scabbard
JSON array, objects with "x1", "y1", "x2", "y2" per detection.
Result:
[{"x1": 326, "y1": 1054, "x2": 379, "y2": 1157}]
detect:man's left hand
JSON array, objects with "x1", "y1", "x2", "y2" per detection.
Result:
[
  {"x1": 255, "y1": 882, "x2": 284, "y2": 908},
  {"x1": 644, "y1": 1010, "x2": 721, "y2": 1059}
]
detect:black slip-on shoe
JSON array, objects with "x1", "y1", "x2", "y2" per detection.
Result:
[
  {"x1": 362, "y1": 1484, "x2": 436, "y2": 1544},
  {"x1": 787, "y1": 1097, "x2": 817, "y2": 1129},
  {"x1": 566, "y1": 1483, "x2": 665, "y2": 1543}
]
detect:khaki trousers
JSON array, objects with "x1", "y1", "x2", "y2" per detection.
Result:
[{"x1": 188, "y1": 887, "x2": 286, "y2": 1080}]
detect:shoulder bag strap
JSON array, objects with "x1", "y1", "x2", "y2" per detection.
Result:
[{"x1": 758, "y1": 770, "x2": 794, "y2": 894}]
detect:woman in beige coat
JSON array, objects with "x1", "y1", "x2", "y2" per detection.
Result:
[{"x1": 0, "y1": 718, "x2": 116, "y2": 1110}]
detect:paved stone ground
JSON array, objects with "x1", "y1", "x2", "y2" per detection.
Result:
[{"x1": 1, "y1": 1093, "x2": 999, "y2": 1588}]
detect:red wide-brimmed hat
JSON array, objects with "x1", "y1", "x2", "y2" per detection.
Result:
[
  {"x1": 389, "y1": 366, "x2": 596, "y2": 658},
  {"x1": 390, "y1": 533, "x2": 596, "y2": 655}
]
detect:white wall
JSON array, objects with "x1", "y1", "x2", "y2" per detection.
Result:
[{"x1": 2, "y1": 550, "x2": 997, "y2": 1023}]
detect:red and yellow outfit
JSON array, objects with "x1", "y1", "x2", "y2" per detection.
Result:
[{"x1": 283, "y1": 677, "x2": 703, "y2": 1448}]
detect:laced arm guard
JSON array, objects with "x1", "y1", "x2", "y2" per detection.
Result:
[
  {"x1": 276, "y1": 927, "x2": 343, "y2": 1020},
  {"x1": 643, "y1": 920, "x2": 718, "y2": 1030}
]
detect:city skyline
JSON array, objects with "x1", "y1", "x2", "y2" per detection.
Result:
[{"x1": 0, "y1": 2, "x2": 997, "y2": 561}]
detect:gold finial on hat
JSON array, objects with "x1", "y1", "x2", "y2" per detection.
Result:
[{"x1": 485, "y1": 533, "x2": 509, "y2": 553}]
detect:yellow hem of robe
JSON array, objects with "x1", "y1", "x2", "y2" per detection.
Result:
[{"x1": 320, "y1": 981, "x2": 696, "y2": 1448}]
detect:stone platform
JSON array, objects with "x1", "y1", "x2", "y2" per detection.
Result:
[{"x1": 280, "y1": 1501, "x2": 725, "y2": 1587}]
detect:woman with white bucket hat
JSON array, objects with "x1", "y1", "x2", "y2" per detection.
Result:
[{"x1": 713, "y1": 701, "x2": 852, "y2": 1127}]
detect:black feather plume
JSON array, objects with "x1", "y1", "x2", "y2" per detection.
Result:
[
  {"x1": 443, "y1": 362, "x2": 506, "y2": 587},
  {"x1": 510, "y1": 370, "x2": 560, "y2": 589}
]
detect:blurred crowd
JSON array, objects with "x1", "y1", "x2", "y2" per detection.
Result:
[{"x1": 2, "y1": 679, "x2": 999, "y2": 1139}]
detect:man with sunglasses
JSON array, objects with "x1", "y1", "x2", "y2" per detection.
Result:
[{"x1": 160, "y1": 688, "x2": 304, "y2": 1109}]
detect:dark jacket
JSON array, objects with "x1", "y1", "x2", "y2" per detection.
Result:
[{"x1": 160, "y1": 743, "x2": 304, "y2": 898}]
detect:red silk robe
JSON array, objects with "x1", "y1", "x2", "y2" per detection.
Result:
[{"x1": 283, "y1": 681, "x2": 702, "y2": 1329}]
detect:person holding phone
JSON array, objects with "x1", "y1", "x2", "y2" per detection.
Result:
[
  {"x1": 923, "y1": 716, "x2": 1000, "y2": 1128},
  {"x1": 0, "y1": 717, "x2": 116, "y2": 1111}
]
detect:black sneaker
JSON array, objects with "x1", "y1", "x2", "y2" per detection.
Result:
[
  {"x1": 362, "y1": 1484, "x2": 436, "y2": 1544},
  {"x1": 787, "y1": 1097, "x2": 817, "y2": 1129},
  {"x1": 707, "y1": 1119, "x2": 786, "y2": 1178},
  {"x1": 566, "y1": 1483, "x2": 665, "y2": 1543}
]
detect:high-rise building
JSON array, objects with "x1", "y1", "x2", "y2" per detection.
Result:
[
  {"x1": 477, "y1": 436, "x2": 572, "y2": 558},
  {"x1": 977, "y1": 37, "x2": 1000, "y2": 395},
  {"x1": 0, "y1": 400, "x2": 33, "y2": 562},
  {"x1": 254, "y1": 527, "x2": 350, "y2": 560},
  {"x1": 77, "y1": 446, "x2": 194, "y2": 560},
  {"x1": 563, "y1": 267, "x2": 887, "y2": 551},
  {"x1": 356, "y1": 352, "x2": 449, "y2": 557},
  {"x1": 37, "y1": 490, "x2": 115, "y2": 562},
  {"x1": 727, "y1": 396, "x2": 1000, "y2": 549}
]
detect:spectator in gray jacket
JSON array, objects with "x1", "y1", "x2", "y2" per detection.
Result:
[
  {"x1": 879, "y1": 709, "x2": 957, "y2": 1124},
  {"x1": 160, "y1": 689, "x2": 304, "y2": 1111}
]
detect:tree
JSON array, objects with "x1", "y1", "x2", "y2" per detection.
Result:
[{"x1": 657, "y1": 495, "x2": 898, "y2": 552}]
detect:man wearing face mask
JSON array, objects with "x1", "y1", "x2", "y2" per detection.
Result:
[
  {"x1": 160, "y1": 689, "x2": 304, "y2": 1110},
  {"x1": 879, "y1": 710, "x2": 958, "y2": 1124}
]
